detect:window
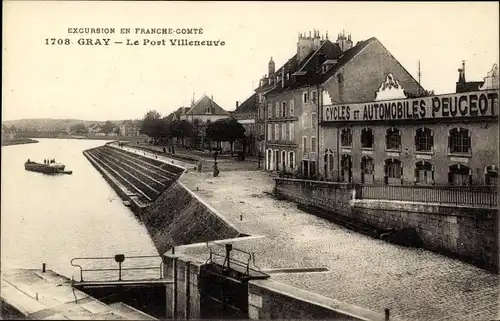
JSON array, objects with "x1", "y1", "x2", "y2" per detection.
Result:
[
  {"x1": 282, "y1": 102, "x2": 287, "y2": 117},
  {"x1": 302, "y1": 136, "x2": 307, "y2": 153},
  {"x1": 289, "y1": 100, "x2": 295, "y2": 116},
  {"x1": 303, "y1": 92, "x2": 309, "y2": 103},
  {"x1": 386, "y1": 128, "x2": 401, "y2": 151},
  {"x1": 311, "y1": 137, "x2": 316, "y2": 153},
  {"x1": 289, "y1": 151, "x2": 295, "y2": 169},
  {"x1": 341, "y1": 128, "x2": 352, "y2": 147},
  {"x1": 302, "y1": 113, "x2": 308, "y2": 128},
  {"x1": 289, "y1": 123, "x2": 294, "y2": 141},
  {"x1": 267, "y1": 103, "x2": 272, "y2": 119},
  {"x1": 415, "y1": 161, "x2": 434, "y2": 185},
  {"x1": 274, "y1": 124, "x2": 280, "y2": 141},
  {"x1": 281, "y1": 124, "x2": 287, "y2": 141},
  {"x1": 281, "y1": 150, "x2": 287, "y2": 169},
  {"x1": 340, "y1": 154, "x2": 352, "y2": 183},
  {"x1": 415, "y1": 128, "x2": 433, "y2": 152},
  {"x1": 485, "y1": 165, "x2": 498, "y2": 185},
  {"x1": 274, "y1": 150, "x2": 279, "y2": 171},
  {"x1": 384, "y1": 159, "x2": 402, "y2": 185},
  {"x1": 275, "y1": 102, "x2": 280, "y2": 118},
  {"x1": 361, "y1": 156, "x2": 374, "y2": 184},
  {"x1": 324, "y1": 149, "x2": 334, "y2": 180},
  {"x1": 361, "y1": 128, "x2": 374, "y2": 149},
  {"x1": 311, "y1": 112, "x2": 317, "y2": 129},
  {"x1": 449, "y1": 128, "x2": 471, "y2": 154},
  {"x1": 266, "y1": 149, "x2": 272, "y2": 170},
  {"x1": 311, "y1": 91, "x2": 317, "y2": 104},
  {"x1": 267, "y1": 124, "x2": 272, "y2": 141},
  {"x1": 448, "y1": 164, "x2": 471, "y2": 185}
]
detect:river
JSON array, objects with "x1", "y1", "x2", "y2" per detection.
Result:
[{"x1": 1, "y1": 138, "x2": 159, "y2": 281}]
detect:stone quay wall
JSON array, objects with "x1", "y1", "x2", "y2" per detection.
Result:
[
  {"x1": 274, "y1": 178, "x2": 499, "y2": 273},
  {"x1": 140, "y1": 181, "x2": 242, "y2": 254},
  {"x1": 351, "y1": 200, "x2": 499, "y2": 273}
]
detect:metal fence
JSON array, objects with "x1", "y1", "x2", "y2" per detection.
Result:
[{"x1": 358, "y1": 184, "x2": 498, "y2": 207}]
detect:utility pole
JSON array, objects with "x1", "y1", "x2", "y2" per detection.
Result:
[{"x1": 417, "y1": 60, "x2": 422, "y2": 95}]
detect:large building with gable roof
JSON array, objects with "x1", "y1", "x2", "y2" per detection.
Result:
[
  {"x1": 321, "y1": 59, "x2": 498, "y2": 186},
  {"x1": 179, "y1": 94, "x2": 229, "y2": 123},
  {"x1": 259, "y1": 30, "x2": 427, "y2": 178}
]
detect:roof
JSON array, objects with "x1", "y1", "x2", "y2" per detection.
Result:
[
  {"x1": 165, "y1": 107, "x2": 189, "y2": 121},
  {"x1": 235, "y1": 93, "x2": 258, "y2": 114},
  {"x1": 185, "y1": 95, "x2": 228, "y2": 115},
  {"x1": 320, "y1": 37, "x2": 375, "y2": 83},
  {"x1": 266, "y1": 40, "x2": 348, "y2": 95},
  {"x1": 456, "y1": 81, "x2": 484, "y2": 93}
]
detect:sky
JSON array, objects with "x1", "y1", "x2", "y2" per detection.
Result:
[{"x1": 2, "y1": 1, "x2": 499, "y2": 122}]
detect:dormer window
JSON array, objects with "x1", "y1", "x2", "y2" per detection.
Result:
[
  {"x1": 205, "y1": 108, "x2": 212, "y2": 114},
  {"x1": 322, "y1": 59, "x2": 337, "y2": 74}
]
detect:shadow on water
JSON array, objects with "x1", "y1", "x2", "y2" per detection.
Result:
[{"x1": 1, "y1": 138, "x2": 158, "y2": 280}]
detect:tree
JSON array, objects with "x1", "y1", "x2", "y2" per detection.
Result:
[
  {"x1": 205, "y1": 119, "x2": 227, "y2": 150},
  {"x1": 102, "y1": 121, "x2": 116, "y2": 134},
  {"x1": 224, "y1": 118, "x2": 246, "y2": 152},
  {"x1": 191, "y1": 118, "x2": 204, "y2": 148},
  {"x1": 70, "y1": 123, "x2": 88, "y2": 135},
  {"x1": 140, "y1": 110, "x2": 163, "y2": 143},
  {"x1": 171, "y1": 120, "x2": 194, "y2": 147}
]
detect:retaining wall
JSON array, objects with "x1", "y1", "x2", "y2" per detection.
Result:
[
  {"x1": 351, "y1": 200, "x2": 499, "y2": 273},
  {"x1": 139, "y1": 181, "x2": 242, "y2": 254},
  {"x1": 274, "y1": 178, "x2": 500, "y2": 273}
]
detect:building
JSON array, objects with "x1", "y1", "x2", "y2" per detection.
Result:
[
  {"x1": 179, "y1": 94, "x2": 229, "y2": 123},
  {"x1": 260, "y1": 30, "x2": 362, "y2": 176},
  {"x1": 119, "y1": 121, "x2": 141, "y2": 136},
  {"x1": 255, "y1": 57, "x2": 279, "y2": 156},
  {"x1": 176, "y1": 94, "x2": 230, "y2": 149},
  {"x1": 320, "y1": 63, "x2": 499, "y2": 185},
  {"x1": 233, "y1": 93, "x2": 258, "y2": 154},
  {"x1": 456, "y1": 60, "x2": 487, "y2": 93}
]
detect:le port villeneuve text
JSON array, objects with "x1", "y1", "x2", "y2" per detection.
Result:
[{"x1": 44, "y1": 27, "x2": 226, "y2": 47}]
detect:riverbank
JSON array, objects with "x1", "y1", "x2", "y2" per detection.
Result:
[
  {"x1": 16, "y1": 135, "x2": 145, "y2": 141},
  {"x1": 1, "y1": 138, "x2": 38, "y2": 146}
]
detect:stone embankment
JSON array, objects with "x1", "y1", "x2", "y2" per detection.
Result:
[
  {"x1": 274, "y1": 177, "x2": 499, "y2": 273},
  {"x1": 83, "y1": 144, "x2": 241, "y2": 253}
]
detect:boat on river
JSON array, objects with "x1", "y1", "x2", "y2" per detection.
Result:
[{"x1": 24, "y1": 159, "x2": 73, "y2": 175}]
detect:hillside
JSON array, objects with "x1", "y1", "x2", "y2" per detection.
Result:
[{"x1": 2, "y1": 118, "x2": 139, "y2": 132}]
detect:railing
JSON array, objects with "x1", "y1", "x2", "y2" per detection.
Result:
[
  {"x1": 358, "y1": 184, "x2": 498, "y2": 207},
  {"x1": 205, "y1": 242, "x2": 266, "y2": 279},
  {"x1": 70, "y1": 254, "x2": 164, "y2": 282}
]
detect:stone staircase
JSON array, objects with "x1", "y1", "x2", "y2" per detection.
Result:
[{"x1": 83, "y1": 145, "x2": 185, "y2": 207}]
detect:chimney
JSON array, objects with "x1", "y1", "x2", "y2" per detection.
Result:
[
  {"x1": 336, "y1": 30, "x2": 353, "y2": 51},
  {"x1": 269, "y1": 57, "x2": 275, "y2": 77},
  {"x1": 236, "y1": 101, "x2": 239, "y2": 109},
  {"x1": 282, "y1": 67, "x2": 285, "y2": 88},
  {"x1": 297, "y1": 29, "x2": 323, "y2": 64},
  {"x1": 458, "y1": 60, "x2": 466, "y2": 83}
]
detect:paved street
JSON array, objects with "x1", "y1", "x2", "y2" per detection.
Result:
[{"x1": 178, "y1": 170, "x2": 499, "y2": 321}]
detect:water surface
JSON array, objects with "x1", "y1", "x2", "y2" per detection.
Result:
[{"x1": 1, "y1": 138, "x2": 159, "y2": 280}]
